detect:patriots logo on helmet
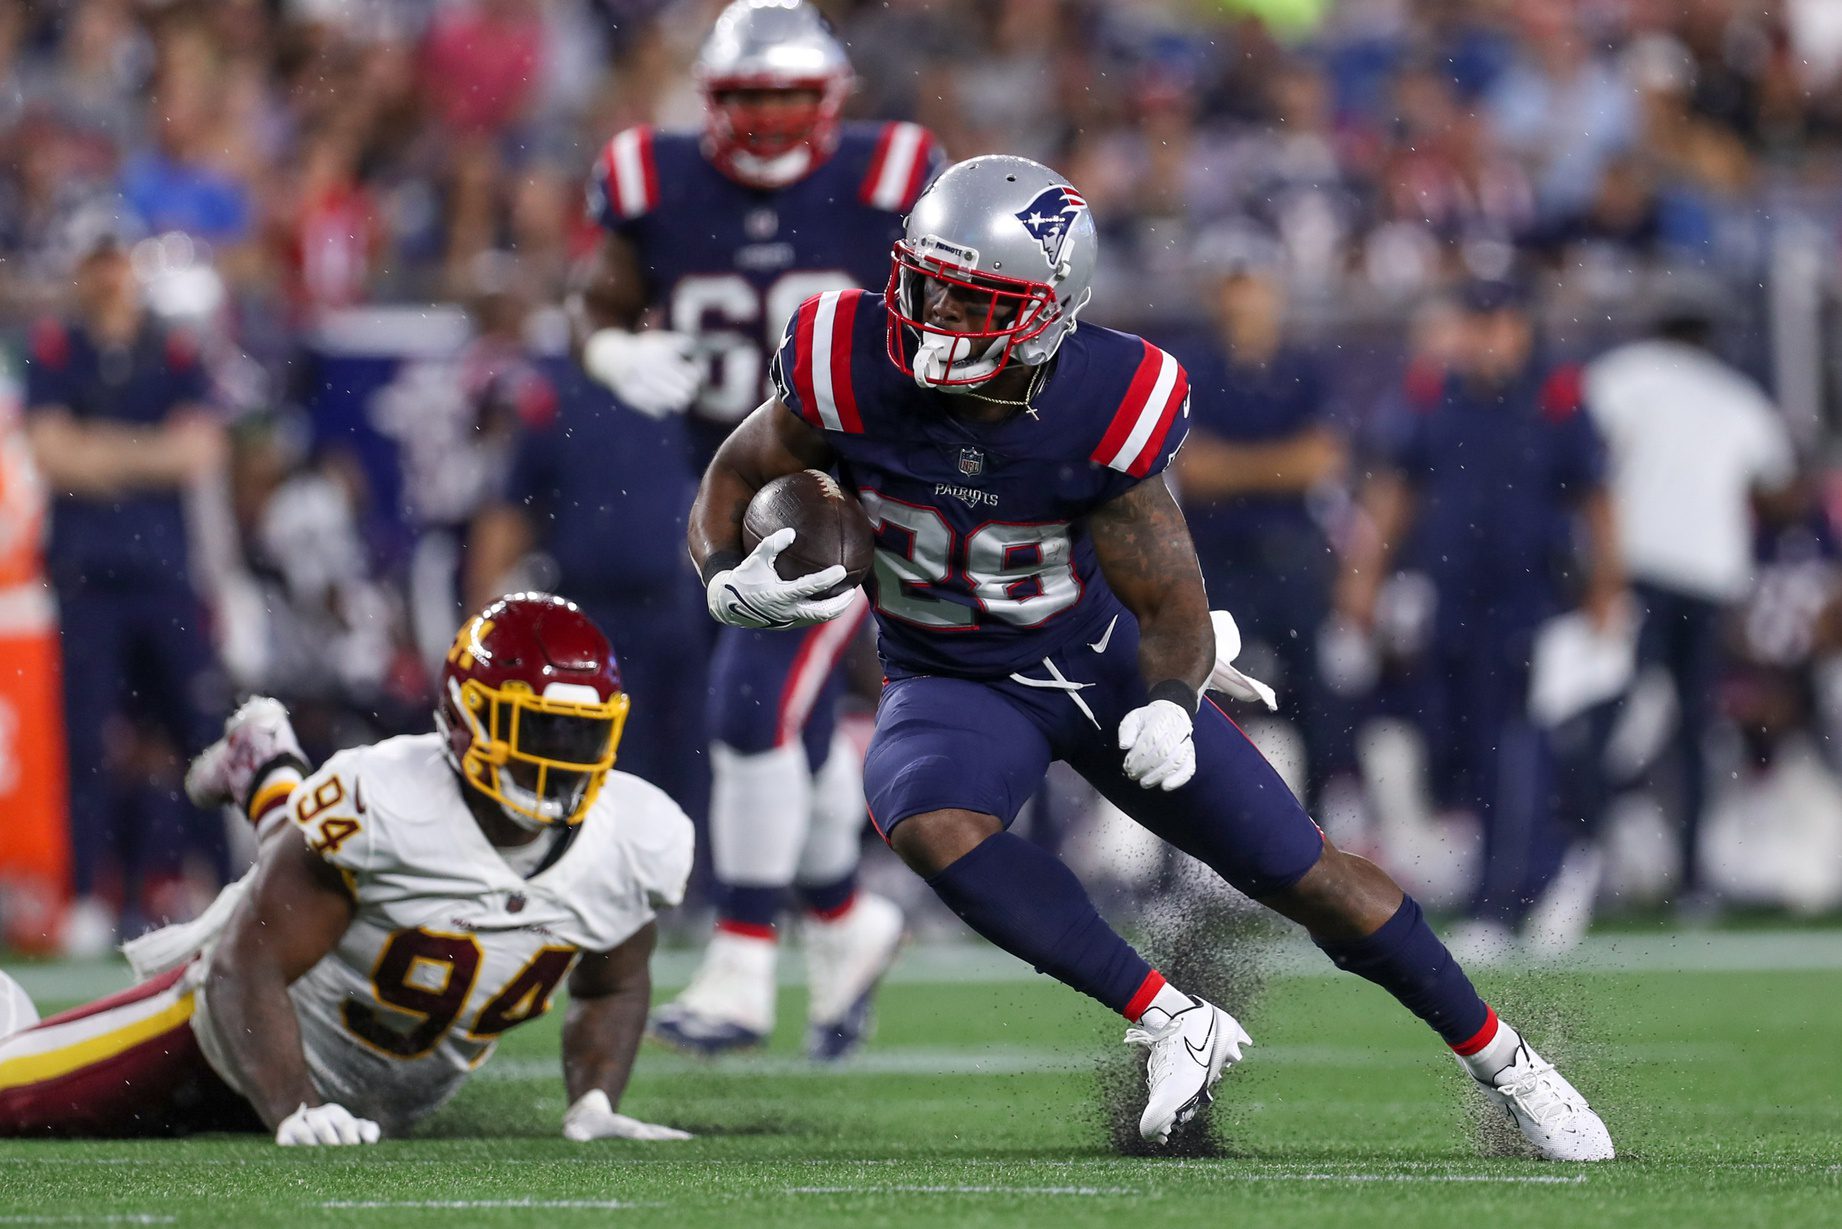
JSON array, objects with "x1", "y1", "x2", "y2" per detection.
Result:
[{"x1": 1014, "y1": 186, "x2": 1086, "y2": 268}]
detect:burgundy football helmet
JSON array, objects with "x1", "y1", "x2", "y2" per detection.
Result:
[{"x1": 435, "y1": 594, "x2": 630, "y2": 828}]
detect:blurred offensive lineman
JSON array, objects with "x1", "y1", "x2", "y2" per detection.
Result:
[
  {"x1": 0, "y1": 595, "x2": 693, "y2": 1145},
  {"x1": 687, "y1": 155, "x2": 1616, "y2": 1158},
  {"x1": 573, "y1": 0, "x2": 940, "y2": 1058}
]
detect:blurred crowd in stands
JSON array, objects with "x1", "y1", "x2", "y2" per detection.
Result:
[{"x1": 5, "y1": 0, "x2": 1842, "y2": 953}]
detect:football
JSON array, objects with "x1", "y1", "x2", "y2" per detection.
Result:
[{"x1": 741, "y1": 469, "x2": 876, "y2": 596}]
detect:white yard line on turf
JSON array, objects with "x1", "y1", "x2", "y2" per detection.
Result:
[
  {"x1": 783, "y1": 1186, "x2": 1139, "y2": 1196},
  {"x1": 472, "y1": 1039, "x2": 1748, "y2": 1084},
  {"x1": 0, "y1": 1219, "x2": 174, "y2": 1225},
  {"x1": 13, "y1": 930, "x2": 1842, "y2": 1002},
  {"x1": 1224, "y1": 1173, "x2": 1589, "y2": 1185},
  {"x1": 321, "y1": 1201, "x2": 656, "y2": 1211}
]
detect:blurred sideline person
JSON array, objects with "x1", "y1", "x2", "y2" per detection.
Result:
[
  {"x1": 1167, "y1": 236, "x2": 1348, "y2": 811},
  {"x1": 688, "y1": 156, "x2": 1613, "y2": 1160},
  {"x1": 569, "y1": 0, "x2": 940, "y2": 1059},
  {"x1": 1583, "y1": 295, "x2": 1796, "y2": 915},
  {"x1": 23, "y1": 222, "x2": 228, "y2": 954},
  {"x1": 1340, "y1": 278, "x2": 1626, "y2": 960},
  {"x1": 0, "y1": 595, "x2": 693, "y2": 1146}
]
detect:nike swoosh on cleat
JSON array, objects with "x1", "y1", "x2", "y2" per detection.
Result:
[
  {"x1": 1089, "y1": 615, "x2": 1119, "y2": 655},
  {"x1": 1184, "y1": 1013, "x2": 1216, "y2": 1064}
]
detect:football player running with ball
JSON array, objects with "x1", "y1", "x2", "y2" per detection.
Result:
[
  {"x1": 574, "y1": 0, "x2": 941, "y2": 1060},
  {"x1": 688, "y1": 155, "x2": 1615, "y2": 1159},
  {"x1": 0, "y1": 595, "x2": 693, "y2": 1145}
]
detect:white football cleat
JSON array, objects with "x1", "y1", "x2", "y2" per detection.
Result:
[
  {"x1": 185, "y1": 696, "x2": 306, "y2": 813},
  {"x1": 1466, "y1": 1037, "x2": 1615, "y2": 1161},
  {"x1": 802, "y1": 892, "x2": 905, "y2": 1061},
  {"x1": 0, "y1": 970, "x2": 39, "y2": 1038},
  {"x1": 648, "y1": 929, "x2": 777, "y2": 1056},
  {"x1": 1127, "y1": 995, "x2": 1251, "y2": 1144}
]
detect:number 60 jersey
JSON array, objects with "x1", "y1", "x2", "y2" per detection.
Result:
[
  {"x1": 770, "y1": 289, "x2": 1193, "y2": 679},
  {"x1": 191, "y1": 734, "x2": 693, "y2": 1137},
  {"x1": 588, "y1": 120, "x2": 940, "y2": 461}
]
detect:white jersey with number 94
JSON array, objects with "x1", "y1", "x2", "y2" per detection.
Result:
[{"x1": 190, "y1": 733, "x2": 693, "y2": 1136}]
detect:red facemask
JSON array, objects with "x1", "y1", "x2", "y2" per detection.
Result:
[
  {"x1": 884, "y1": 240, "x2": 1058, "y2": 387},
  {"x1": 702, "y1": 77, "x2": 846, "y2": 188}
]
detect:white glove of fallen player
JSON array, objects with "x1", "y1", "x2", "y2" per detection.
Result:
[
  {"x1": 1118, "y1": 699, "x2": 1196, "y2": 791},
  {"x1": 1206, "y1": 610, "x2": 1278, "y2": 710},
  {"x1": 582, "y1": 328, "x2": 702, "y2": 418},
  {"x1": 706, "y1": 527, "x2": 857, "y2": 630},
  {"x1": 275, "y1": 1102, "x2": 381, "y2": 1147},
  {"x1": 562, "y1": 1090, "x2": 693, "y2": 1142}
]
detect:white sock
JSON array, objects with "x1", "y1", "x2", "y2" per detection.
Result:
[
  {"x1": 795, "y1": 730, "x2": 867, "y2": 885},
  {"x1": 1136, "y1": 982, "x2": 1195, "y2": 1027},
  {"x1": 1458, "y1": 1016, "x2": 1525, "y2": 1082},
  {"x1": 709, "y1": 742, "x2": 810, "y2": 888}
]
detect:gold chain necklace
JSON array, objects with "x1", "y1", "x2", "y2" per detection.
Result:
[{"x1": 961, "y1": 363, "x2": 1046, "y2": 418}]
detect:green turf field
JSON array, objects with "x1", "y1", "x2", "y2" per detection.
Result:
[{"x1": 3, "y1": 933, "x2": 1839, "y2": 1228}]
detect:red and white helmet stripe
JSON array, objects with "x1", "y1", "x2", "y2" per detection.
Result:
[
  {"x1": 860, "y1": 122, "x2": 935, "y2": 212},
  {"x1": 791, "y1": 289, "x2": 866, "y2": 433},
  {"x1": 596, "y1": 127, "x2": 660, "y2": 220},
  {"x1": 1092, "y1": 341, "x2": 1190, "y2": 477}
]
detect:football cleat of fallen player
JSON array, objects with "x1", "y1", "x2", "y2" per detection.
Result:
[
  {"x1": 0, "y1": 595, "x2": 693, "y2": 1146},
  {"x1": 184, "y1": 695, "x2": 309, "y2": 823},
  {"x1": 1127, "y1": 996, "x2": 1251, "y2": 1144},
  {"x1": 801, "y1": 892, "x2": 905, "y2": 1061}
]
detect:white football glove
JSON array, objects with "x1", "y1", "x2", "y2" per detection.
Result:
[
  {"x1": 562, "y1": 1090, "x2": 693, "y2": 1142},
  {"x1": 1118, "y1": 699, "x2": 1196, "y2": 791},
  {"x1": 582, "y1": 328, "x2": 702, "y2": 418},
  {"x1": 275, "y1": 1102, "x2": 381, "y2": 1147},
  {"x1": 706, "y1": 527, "x2": 857, "y2": 630}
]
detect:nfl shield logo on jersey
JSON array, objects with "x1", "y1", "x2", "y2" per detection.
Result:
[
  {"x1": 959, "y1": 447, "x2": 985, "y2": 477},
  {"x1": 1015, "y1": 186, "x2": 1087, "y2": 267}
]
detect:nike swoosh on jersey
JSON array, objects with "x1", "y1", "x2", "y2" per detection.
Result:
[{"x1": 1089, "y1": 615, "x2": 1119, "y2": 655}]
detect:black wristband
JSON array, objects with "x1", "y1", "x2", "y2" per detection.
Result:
[
  {"x1": 243, "y1": 751, "x2": 311, "y2": 817},
  {"x1": 698, "y1": 549, "x2": 745, "y2": 588},
  {"x1": 1148, "y1": 679, "x2": 1200, "y2": 714}
]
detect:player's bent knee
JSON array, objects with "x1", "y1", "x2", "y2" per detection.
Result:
[
  {"x1": 887, "y1": 808, "x2": 1003, "y2": 877},
  {"x1": 1260, "y1": 841, "x2": 1405, "y2": 941}
]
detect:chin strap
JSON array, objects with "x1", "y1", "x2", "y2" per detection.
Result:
[{"x1": 719, "y1": 145, "x2": 815, "y2": 190}]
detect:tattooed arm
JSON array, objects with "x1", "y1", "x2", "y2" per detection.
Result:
[{"x1": 1088, "y1": 474, "x2": 1215, "y2": 706}]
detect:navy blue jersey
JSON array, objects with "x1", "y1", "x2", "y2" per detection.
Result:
[
  {"x1": 504, "y1": 359, "x2": 698, "y2": 597},
  {"x1": 1163, "y1": 339, "x2": 1330, "y2": 548},
  {"x1": 588, "y1": 121, "x2": 940, "y2": 462},
  {"x1": 1380, "y1": 363, "x2": 1607, "y2": 633},
  {"x1": 771, "y1": 289, "x2": 1192, "y2": 678},
  {"x1": 24, "y1": 318, "x2": 210, "y2": 589}
]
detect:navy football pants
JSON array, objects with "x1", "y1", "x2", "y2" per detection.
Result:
[{"x1": 863, "y1": 608, "x2": 1325, "y2": 900}]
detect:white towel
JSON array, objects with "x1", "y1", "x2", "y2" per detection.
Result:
[
  {"x1": 120, "y1": 874, "x2": 252, "y2": 979},
  {"x1": 1207, "y1": 610, "x2": 1279, "y2": 711}
]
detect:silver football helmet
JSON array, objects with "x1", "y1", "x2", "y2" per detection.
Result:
[
  {"x1": 694, "y1": 0, "x2": 854, "y2": 190},
  {"x1": 886, "y1": 155, "x2": 1097, "y2": 391}
]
